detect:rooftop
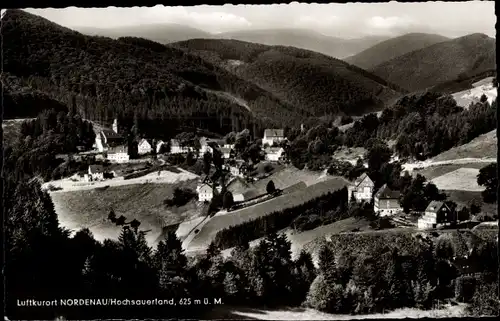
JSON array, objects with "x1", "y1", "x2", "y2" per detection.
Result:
[
  {"x1": 375, "y1": 184, "x2": 400, "y2": 199},
  {"x1": 264, "y1": 129, "x2": 284, "y2": 137}
]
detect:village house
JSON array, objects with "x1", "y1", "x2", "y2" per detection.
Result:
[
  {"x1": 418, "y1": 201, "x2": 454, "y2": 230},
  {"x1": 87, "y1": 165, "x2": 104, "y2": 182},
  {"x1": 262, "y1": 129, "x2": 285, "y2": 147},
  {"x1": 233, "y1": 193, "x2": 245, "y2": 202},
  {"x1": 264, "y1": 147, "x2": 285, "y2": 162},
  {"x1": 94, "y1": 119, "x2": 124, "y2": 152},
  {"x1": 170, "y1": 139, "x2": 194, "y2": 154},
  {"x1": 137, "y1": 138, "x2": 153, "y2": 155},
  {"x1": 220, "y1": 147, "x2": 234, "y2": 159},
  {"x1": 347, "y1": 173, "x2": 374, "y2": 203},
  {"x1": 196, "y1": 183, "x2": 223, "y2": 202},
  {"x1": 107, "y1": 146, "x2": 129, "y2": 163},
  {"x1": 373, "y1": 184, "x2": 402, "y2": 216}
]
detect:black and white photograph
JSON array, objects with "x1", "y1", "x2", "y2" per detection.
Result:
[{"x1": 2, "y1": 1, "x2": 498, "y2": 319}]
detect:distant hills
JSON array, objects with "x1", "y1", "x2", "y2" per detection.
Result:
[
  {"x1": 2, "y1": 9, "x2": 404, "y2": 131},
  {"x1": 77, "y1": 24, "x2": 388, "y2": 59},
  {"x1": 215, "y1": 28, "x2": 389, "y2": 59},
  {"x1": 370, "y1": 33, "x2": 496, "y2": 92},
  {"x1": 344, "y1": 33, "x2": 450, "y2": 70},
  {"x1": 76, "y1": 23, "x2": 212, "y2": 44}
]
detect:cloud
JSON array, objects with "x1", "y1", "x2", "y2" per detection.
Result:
[
  {"x1": 294, "y1": 14, "x2": 340, "y2": 30},
  {"x1": 366, "y1": 15, "x2": 415, "y2": 31}
]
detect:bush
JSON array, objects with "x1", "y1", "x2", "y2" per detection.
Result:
[{"x1": 164, "y1": 188, "x2": 196, "y2": 207}]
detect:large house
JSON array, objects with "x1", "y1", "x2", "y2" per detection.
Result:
[
  {"x1": 264, "y1": 147, "x2": 285, "y2": 162},
  {"x1": 373, "y1": 184, "x2": 402, "y2": 216},
  {"x1": 138, "y1": 138, "x2": 152, "y2": 155},
  {"x1": 94, "y1": 119, "x2": 124, "y2": 152},
  {"x1": 347, "y1": 173, "x2": 374, "y2": 203},
  {"x1": 107, "y1": 146, "x2": 129, "y2": 163},
  {"x1": 262, "y1": 129, "x2": 285, "y2": 147},
  {"x1": 418, "y1": 201, "x2": 453, "y2": 230}
]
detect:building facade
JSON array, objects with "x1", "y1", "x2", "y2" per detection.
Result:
[
  {"x1": 347, "y1": 173, "x2": 374, "y2": 203},
  {"x1": 138, "y1": 139, "x2": 152, "y2": 155},
  {"x1": 374, "y1": 184, "x2": 402, "y2": 216},
  {"x1": 107, "y1": 146, "x2": 129, "y2": 163},
  {"x1": 262, "y1": 129, "x2": 285, "y2": 147},
  {"x1": 418, "y1": 201, "x2": 453, "y2": 230},
  {"x1": 265, "y1": 147, "x2": 285, "y2": 162}
]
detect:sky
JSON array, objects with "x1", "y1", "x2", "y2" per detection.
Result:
[{"x1": 23, "y1": 1, "x2": 496, "y2": 39}]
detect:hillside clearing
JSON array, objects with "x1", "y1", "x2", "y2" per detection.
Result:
[
  {"x1": 208, "y1": 303, "x2": 468, "y2": 320},
  {"x1": 431, "y1": 130, "x2": 497, "y2": 162},
  {"x1": 187, "y1": 176, "x2": 349, "y2": 252},
  {"x1": 444, "y1": 190, "x2": 497, "y2": 217},
  {"x1": 333, "y1": 146, "x2": 366, "y2": 163},
  {"x1": 50, "y1": 180, "x2": 203, "y2": 246},
  {"x1": 451, "y1": 78, "x2": 497, "y2": 108},
  {"x1": 430, "y1": 167, "x2": 484, "y2": 191},
  {"x1": 413, "y1": 163, "x2": 491, "y2": 180}
]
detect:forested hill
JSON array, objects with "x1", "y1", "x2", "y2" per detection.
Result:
[
  {"x1": 2, "y1": 9, "x2": 310, "y2": 135},
  {"x1": 371, "y1": 33, "x2": 496, "y2": 92},
  {"x1": 172, "y1": 39, "x2": 405, "y2": 117},
  {"x1": 344, "y1": 33, "x2": 450, "y2": 71}
]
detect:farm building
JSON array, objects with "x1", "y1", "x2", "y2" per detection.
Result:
[
  {"x1": 233, "y1": 193, "x2": 245, "y2": 202},
  {"x1": 373, "y1": 184, "x2": 402, "y2": 216},
  {"x1": 137, "y1": 138, "x2": 152, "y2": 155},
  {"x1": 107, "y1": 146, "x2": 129, "y2": 163},
  {"x1": 418, "y1": 201, "x2": 454, "y2": 230},
  {"x1": 88, "y1": 165, "x2": 104, "y2": 181},
  {"x1": 264, "y1": 147, "x2": 285, "y2": 162},
  {"x1": 347, "y1": 173, "x2": 374, "y2": 203},
  {"x1": 196, "y1": 183, "x2": 223, "y2": 202},
  {"x1": 262, "y1": 129, "x2": 285, "y2": 147}
]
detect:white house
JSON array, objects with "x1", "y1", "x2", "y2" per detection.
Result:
[
  {"x1": 262, "y1": 129, "x2": 285, "y2": 147},
  {"x1": 196, "y1": 184, "x2": 223, "y2": 202},
  {"x1": 347, "y1": 173, "x2": 374, "y2": 203},
  {"x1": 107, "y1": 146, "x2": 129, "y2": 163},
  {"x1": 197, "y1": 184, "x2": 213, "y2": 202},
  {"x1": 170, "y1": 139, "x2": 194, "y2": 154},
  {"x1": 220, "y1": 147, "x2": 233, "y2": 159},
  {"x1": 138, "y1": 139, "x2": 152, "y2": 155},
  {"x1": 373, "y1": 184, "x2": 402, "y2": 216},
  {"x1": 265, "y1": 147, "x2": 285, "y2": 162},
  {"x1": 88, "y1": 165, "x2": 104, "y2": 181}
]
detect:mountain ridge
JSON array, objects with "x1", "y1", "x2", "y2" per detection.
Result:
[
  {"x1": 344, "y1": 33, "x2": 450, "y2": 70},
  {"x1": 371, "y1": 33, "x2": 496, "y2": 92}
]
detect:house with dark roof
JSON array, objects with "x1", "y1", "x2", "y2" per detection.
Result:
[
  {"x1": 262, "y1": 129, "x2": 285, "y2": 147},
  {"x1": 347, "y1": 173, "x2": 374, "y2": 203},
  {"x1": 418, "y1": 201, "x2": 454, "y2": 229},
  {"x1": 374, "y1": 184, "x2": 402, "y2": 216},
  {"x1": 264, "y1": 147, "x2": 285, "y2": 162}
]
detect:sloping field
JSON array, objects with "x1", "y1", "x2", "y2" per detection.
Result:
[
  {"x1": 333, "y1": 146, "x2": 366, "y2": 163},
  {"x1": 50, "y1": 179, "x2": 202, "y2": 246},
  {"x1": 431, "y1": 168, "x2": 484, "y2": 191},
  {"x1": 187, "y1": 176, "x2": 349, "y2": 251},
  {"x1": 228, "y1": 166, "x2": 334, "y2": 196},
  {"x1": 413, "y1": 162, "x2": 491, "y2": 181},
  {"x1": 431, "y1": 130, "x2": 497, "y2": 162},
  {"x1": 452, "y1": 79, "x2": 497, "y2": 108}
]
